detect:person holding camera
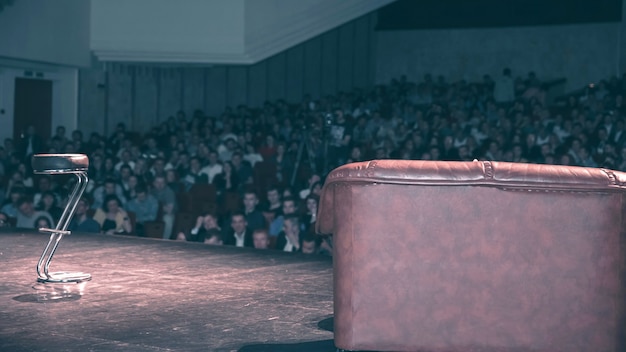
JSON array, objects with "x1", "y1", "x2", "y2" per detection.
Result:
[{"x1": 326, "y1": 110, "x2": 352, "y2": 169}]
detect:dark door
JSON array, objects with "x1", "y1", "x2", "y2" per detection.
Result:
[{"x1": 13, "y1": 77, "x2": 52, "y2": 142}]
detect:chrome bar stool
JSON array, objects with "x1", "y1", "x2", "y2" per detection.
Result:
[{"x1": 32, "y1": 154, "x2": 91, "y2": 283}]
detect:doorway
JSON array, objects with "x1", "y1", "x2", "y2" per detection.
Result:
[{"x1": 13, "y1": 77, "x2": 52, "y2": 143}]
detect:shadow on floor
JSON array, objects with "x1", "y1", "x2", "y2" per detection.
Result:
[
  {"x1": 239, "y1": 316, "x2": 337, "y2": 352},
  {"x1": 317, "y1": 316, "x2": 333, "y2": 332},
  {"x1": 13, "y1": 293, "x2": 82, "y2": 303},
  {"x1": 238, "y1": 339, "x2": 336, "y2": 352}
]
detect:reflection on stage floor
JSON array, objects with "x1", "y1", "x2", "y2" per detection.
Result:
[{"x1": 0, "y1": 230, "x2": 335, "y2": 352}]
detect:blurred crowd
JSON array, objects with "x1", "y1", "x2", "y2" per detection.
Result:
[{"x1": 2, "y1": 68, "x2": 626, "y2": 255}]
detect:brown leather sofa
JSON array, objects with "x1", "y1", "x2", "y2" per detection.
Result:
[{"x1": 316, "y1": 160, "x2": 626, "y2": 352}]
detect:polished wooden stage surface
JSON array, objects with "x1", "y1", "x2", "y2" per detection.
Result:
[{"x1": 0, "y1": 231, "x2": 335, "y2": 351}]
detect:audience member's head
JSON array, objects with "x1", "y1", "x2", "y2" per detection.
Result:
[
  {"x1": 203, "y1": 213, "x2": 218, "y2": 230},
  {"x1": 243, "y1": 190, "x2": 259, "y2": 213},
  {"x1": 8, "y1": 187, "x2": 25, "y2": 204},
  {"x1": 35, "y1": 216, "x2": 52, "y2": 229},
  {"x1": 230, "y1": 212, "x2": 248, "y2": 234},
  {"x1": 135, "y1": 185, "x2": 148, "y2": 201},
  {"x1": 301, "y1": 233, "x2": 318, "y2": 254},
  {"x1": 17, "y1": 197, "x2": 34, "y2": 216},
  {"x1": 305, "y1": 194, "x2": 319, "y2": 215},
  {"x1": 282, "y1": 197, "x2": 297, "y2": 216},
  {"x1": 104, "y1": 178, "x2": 118, "y2": 195},
  {"x1": 204, "y1": 228, "x2": 223, "y2": 245},
  {"x1": 152, "y1": 175, "x2": 167, "y2": 190},
  {"x1": 103, "y1": 195, "x2": 122, "y2": 213},
  {"x1": 262, "y1": 207, "x2": 278, "y2": 225},
  {"x1": 252, "y1": 229, "x2": 271, "y2": 249},
  {"x1": 283, "y1": 214, "x2": 300, "y2": 236},
  {"x1": 76, "y1": 197, "x2": 92, "y2": 217},
  {"x1": 266, "y1": 187, "x2": 281, "y2": 207}
]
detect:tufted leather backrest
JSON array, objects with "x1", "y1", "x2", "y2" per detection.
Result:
[{"x1": 317, "y1": 160, "x2": 626, "y2": 235}]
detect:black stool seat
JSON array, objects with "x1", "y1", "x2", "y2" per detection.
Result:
[
  {"x1": 32, "y1": 154, "x2": 88, "y2": 174},
  {"x1": 31, "y1": 153, "x2": 91, "y2": 283}
]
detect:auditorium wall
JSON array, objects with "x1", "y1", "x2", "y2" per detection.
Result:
[
  {"x1": 78, "y1": 12, "x2": 377, "y2": 136},
  {"x1": 375, "y1": 22, "x2": 621, "y2": 92},
  {"x1": 0, "y1": 0, "x2": 90, "y2": 143},
  {"x1": 79, "y1": 13, "x2": 626, "y2": 138},
  {"x1": 0, "y1": 0, "x2": 90, "y2": 67}
]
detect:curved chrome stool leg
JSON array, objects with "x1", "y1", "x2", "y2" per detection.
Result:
[{"x1": 32, "y1": 154, "x2": 91, "y2": 283}]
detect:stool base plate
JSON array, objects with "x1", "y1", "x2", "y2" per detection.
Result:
[{"x1": 37, "y1": 271, "x2": 92, "y2": 283}]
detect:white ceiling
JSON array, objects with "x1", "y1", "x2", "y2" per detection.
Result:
[{"x1": 90, "y1": 0, "x2": 395, "y2": 64}]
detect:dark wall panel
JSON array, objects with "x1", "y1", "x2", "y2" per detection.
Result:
[
  {"x1": 107, "y1": 64, "x2": 133, "y2": 134},
  {"x1": 286, "y1": 45, "x2": 304, "y2": 103},
  {"x1": 78, "y1": 67, "x2": 106, "y2": 135},
  {"x1": 303, "y1": 36, "x2": 323, "y2": 99},
  {"x1": 320, "y1": 30, "x2": 339, "y2": 96},
  {"x1": 352, "y1": 15, "x2": 371, "y2": 89},
  {"x1": 337, "y1": 23, "x2": 355, "y2": 92},
  {"x1": 134, "y1": 66, "x2": 158, "y2": 132},
  {"x1": 205, "y1": 66, "x2": 227, "y2": 117},
  {"x1": 267, "y1": 53, "x2": 286, "y2": 101},
  {"x1": 183, "y1": 68, "x2": 205, "y2": 116},
  {"x1": 227, "y1": 66, "x2": 248, "y2": 107},
  {"x1": 158, "y1": 68, "x2": 182, "y2": 123},
  {"x1": 377, "y1": 0, "x2": 622, "y2": 30},
  {"x1": 248, "y1": 61, "x2": 268, "y2": 107}
]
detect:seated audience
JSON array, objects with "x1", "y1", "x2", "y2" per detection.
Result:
[
  {"x1": 151, "y1": 175, "x2": 176, "y2": 239},
  {"x1": 301, "y1": 232, "x2": 319, "y2": 255},
  {"x1": 223, "y1": 212, "x2": 253, "y2": 248},
  {"x1": 276, "y1": 215, "x2": 302, "y2": 253},
  {"x1": 231, "y1": 152, "x2": 254, "y2": 187},
  {"x1": 199, "y1": 150, "x2": 223, "y2": 184},
  {"x1": 269, "y1": 197, "x2": 298, "y2": 237},
  {"x1": 180, "y1": 213, "x2": 221, "y2": 242},
  {"x1": 16, "y1": 197, "x2": 54, "y2": 229},
  {"x1": 35, "y1": 216, "x2": 53, "y2": 230},
  {"x1": 69, "y1": 198, "x2": 101, "y2": 233},
  {"x1": 32, "y1": 176, "x2": 56, "y2": 206},
  {"x1": 182, "y1": 156, "x2": 208, "y2": 190},
  {"x1": 93, "y1": 195, "x2": 132, "y2": 235},
  {"x1": 204, "y1": 228, "x2": 224, "y2": 245},
  {"x1": 252, "y1": 228, "x2": 272, "y2": 250},
  {"x1": 2, "y1": 187, "x2": 25, "y2": 219},
  {"x1": 7, "y1": 69, "x2": 626, "y2": 265},
  {"x1": 301, "y1": 194, "x2": 319, "y2": 231},
  {"x1": 213, "y1": 161, "x2": 239, "y2": 194},
  {"x1": 298, "y1": 174, "x2": 321, "y2": 200},
  {"x1": 264, "y1": 186, "x2": 282, "y2": 213},
  {"x1": 125, "y1": 185, "x2": 159, "y2": 236},
  {"x1": 36, "y1": 191, "x2": 63, "y2": 224},
  {"x1": 242, "y1": 190, "x2": 265, "y2": 231},
  {"x1": 92, "y1": 178, "x2": 127, "y2": 210}
]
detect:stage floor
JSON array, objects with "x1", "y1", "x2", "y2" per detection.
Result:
[{"x1": 0, "y1": 231, "x2": 336, "y2": 351}]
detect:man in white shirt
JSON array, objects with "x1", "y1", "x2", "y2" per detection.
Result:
[
  {"x1": 114, "y1": 149, "x2": 136, "y2": 173},
  {"x1": 199, "y1": 150, "x2": 223, "y2": 184}
]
